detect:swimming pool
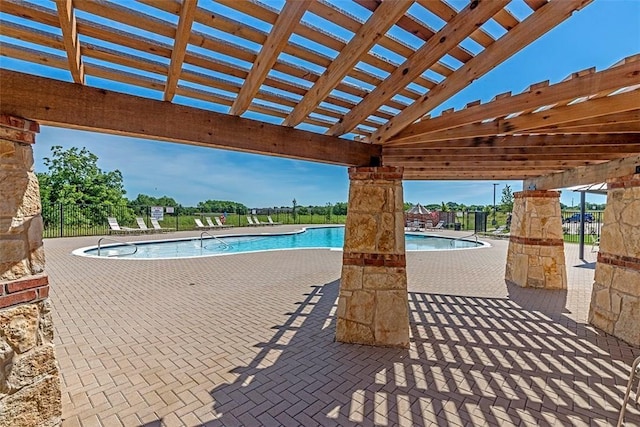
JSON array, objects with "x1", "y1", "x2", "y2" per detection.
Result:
[{"x1": 75, "y1": 227, "x2": 488, "y2": 260}]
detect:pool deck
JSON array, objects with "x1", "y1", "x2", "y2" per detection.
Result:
[{"x1": 45, "y1": 226, "x2": 640, "y2": 426}]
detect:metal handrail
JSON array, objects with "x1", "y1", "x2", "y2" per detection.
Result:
[
  {"x1": 450, "y1": 233, "x2": 478, "y2": 247},
  {"x1": 200, "y1": 231, "x2": 230, "y2": 249},
  {"x1": 97, "y1": 237, "x2": 138, "y2": 257}
]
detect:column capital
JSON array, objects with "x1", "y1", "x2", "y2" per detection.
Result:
[
  {"x1": 348, "y1": 166, "x2": 403, "y2": 181},
  {"x1": 0, "y1": 114, "x2": 40, "y2": 144},
  {"x1": 514, "y1": 190, "x2": 560, "y2": 199}
]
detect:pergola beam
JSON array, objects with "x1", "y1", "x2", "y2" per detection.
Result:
[
  {"x1": 164, "y1": 0, "x2": 198, "y2": 102},
  {"x1": 327, "y1": 0, "x2": 510, "y2": 137},
  {"x1": 54, "y1": 0, "x2": 84, "y2": 84},
  {"x1": 0, "y1": 69, "x2": 380, "y2": 167},
  {"x1": 230, "y1": 0, "x2": 311, "y2": 116},
  {"x1": 391, "y1": 56, "x2": 640, "y2": 143},
  {"x1": 524, "y1": 154, "x2": 640, "y2": 190},
  {"x1": 283, "y1": 0, "x2": 413, "y2": 127},
  {"x1": 370, "y1": 0, "x2": 592, "y2": 144},
  {"x1": 388, "y1": 90, "x2": 640, "y2": 144},
  {"x1": 382, "y1": 133, "x2": 640, "y2": 151}
]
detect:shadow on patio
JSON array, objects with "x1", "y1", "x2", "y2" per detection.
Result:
[{"x1": 206, "y1": 280, "x2": 640, "y2": 426}]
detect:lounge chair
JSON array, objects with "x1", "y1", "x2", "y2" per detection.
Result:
[
  {"x1": 492, "y1": 225, "x2": 507, "y2": 235},
  {"x1": 136, "y1": 217, "x2": 155, "y2": 233},
  {"x1": 267, "y1": 215, "x2": 281, "y2": 225},
  {"x1": 150, "y1": 218, "x2": 175, "y2": 233},
  {"x1": 107, "y1": 217, "x2": 138, "y2": 235},
  {"x1": 215, "y1": 216, "x2": 232, "y2": 228},
  {"x1": 206, "y1": 217, "x2": 222, "y2": 229},
  {"x1": 432, "y1": 220, "x2": 445, "y2": 230},
  {"x1": 246, "y1": 216, "x2": 259, "y2": 226},
  {"x1": 252, "y1": 215, "x2": 268, "y2": 226},
  {"x1": 194, "y1": 218, "x2": 211, "y2": 229}
]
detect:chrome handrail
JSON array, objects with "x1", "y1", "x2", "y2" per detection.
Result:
[
  {"x1": 450, "y1": 233, "x2": 478, "y2": 247},
  {"x1": 200, "y1": 231, "x2": 230, "y2": 249},
  {"x1": 97, "y1": 237, "x2": 138, "y2": 257}
]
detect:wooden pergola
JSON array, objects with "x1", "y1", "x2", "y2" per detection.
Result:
[{"x1": 1, "y1": 0, "x2": 638, "y2": 184}]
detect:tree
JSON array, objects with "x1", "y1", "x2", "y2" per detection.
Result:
[
  {"x1": 332, "y1": 202, "x2": 348, "y2": 215},
  {"x1": 38, "y1": 145, "x2": 127, "y2": 206},
  {"x1": 196, "y1": 200, "x2": 247, "y2": 214},
  {"x1": 37, "y1": 146, "x2": 130, "y2": 226},
  {"x1": 500, "y1": 184, "x2": 514, "y2": 212}
]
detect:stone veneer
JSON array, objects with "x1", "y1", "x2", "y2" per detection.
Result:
[
  {"x1": 589, "y1": 174, "x2": 640, "y2": 347},
  {"x1": 505, "y1": 190, "x2": 567, "y2": 289},
  {"x1": 0, "y1": 115, "x2": 62, "y2": 427},
  {"x1": 335, "y1": 166, "x2": 409, "y2": 348}
]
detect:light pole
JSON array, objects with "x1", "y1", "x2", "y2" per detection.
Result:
[{"x1": 492, "y1": 183, "x2": 499, "y2": 226}]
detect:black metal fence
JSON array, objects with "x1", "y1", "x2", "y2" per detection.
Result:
[
  {"x1": 561, "y1": 210, "x2": 604, "y2": 244},
  {"x1": 40, "y1": 203, "x2": 347, "y2": 238}
]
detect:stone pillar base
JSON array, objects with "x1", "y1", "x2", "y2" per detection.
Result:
[
  {"x1": 505, "y1": 190, "x2": 567, "y2": 289},
  {"x1": 0, "y1": 115, "x2": 62, "y2": 426},
  {"x1": 589, "y1": 175, "x2": 640, "y2": 346},
  {"x1": 336, "y1": 167, "x2": 409, "y2": 348}
]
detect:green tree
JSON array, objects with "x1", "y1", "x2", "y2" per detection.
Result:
[
  {"x1": 196, "y1": 200, "x2": 247, "y2": 214},
  {"x1": 37, "y1": 146, "x2": 130, "y2": 227},
  {"x1": 500, "y1": 184, "x2": 514, "y2": 212},
  {"x1": 332, "y1": 202, "x2": 348, "y2": 216}
]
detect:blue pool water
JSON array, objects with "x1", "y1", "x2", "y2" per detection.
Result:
[{"x1": 76, "y1": 227, "x2": 486, "y2": 260}]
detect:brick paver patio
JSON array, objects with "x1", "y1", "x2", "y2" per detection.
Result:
[{"x1": 44, "y1": 227, "x2": 639, "y2": 426}]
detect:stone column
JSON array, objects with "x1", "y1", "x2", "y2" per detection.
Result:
[
  {"x1": 589, "y1": 174, "x2": 640, "y2": 346},
  {"x1": 0, "y1": 115, "x2": 62, "y2": 427},
  {"x1": 505, "y1": 190, "x2": 567, "y2": 289},
  {"x1": 336, "y1": 166, "x2": 409, "y2": 348}
]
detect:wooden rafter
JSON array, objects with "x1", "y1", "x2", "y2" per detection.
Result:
[
  {"x1": 390, "y1": 55, "x2": 640, "y2": 144},
  {"x1": 327, "y1": 0, "x2": 510, "y2": 137},
  {"x1": 230, "y1": 0, "x2": 311, "y2": 116},
  {"x1": 524, "y1": 155, "x2": 640, "y2": 190},
  {"x1": 369, "y1": 0, "x2": 593, "y2": 144},
  {"x1": 164, "y1": 0, "x2": 198, "y2": 102},
  {"x1": 389, "y1": 90, "x2": 640, "y2": 144},
  {"x1": 382, "y1": 134, "x2": 640, "y2": 151},
  {"x1": 283, "y1": 0, "x2": 413, "y2": 127},
  {"x1": 53, "y1": 0, "x2": 84, "y2": 84},
  {"x1": 0, "y1": 69, "x2": 380, "y2": 166}
]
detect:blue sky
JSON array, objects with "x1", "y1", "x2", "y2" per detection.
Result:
[{"x1": 4, "y1": 0, "x2": 639, "y2": 208}]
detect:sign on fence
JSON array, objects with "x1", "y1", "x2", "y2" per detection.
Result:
[{"x1": 151, "y1": 206, "x2": 164, "y2": 220}]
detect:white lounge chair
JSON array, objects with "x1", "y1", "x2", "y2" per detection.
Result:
[
  {"x1": 150, "y1": 218, "x2": 175, "y2": 233},
  {"x1": 252, "y1": 215, "x2": 267, "y2": 226},
  {"x1": 215, "y1": 216, "x2": 232, "y2": 228},
  {"x1": 267, "y1": 216, "x2": 281, "y2": 225},
  {"x1": 107, "y1": 217, "x2": 138, "y2": 235},
  {"x1": 432, "y1": 220, "x2": 445, "y2": 230},
  {"x1": 246, "y1": 216, "x2": 259, "y2": 226},
  {"x1": 136, "y1": 217, "x2": 155, "y2": 233},
  {"x1": 206, "y1": 217, "x2": 222, "y2": 229},
  {"x1": 194, "y1": 218, "x2": 211, "y2": 229}
]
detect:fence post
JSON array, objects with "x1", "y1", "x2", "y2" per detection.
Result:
[{"x1": 59, "y1": 204, "x2": 63, "y2": 238}]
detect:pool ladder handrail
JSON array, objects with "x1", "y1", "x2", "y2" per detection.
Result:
[
  {"x1": 200, "y1": 231, "x2": 231, "y2": 249},
  {"x1": 449, "y1": 233, "x2": 478, "y2": 247},
  {"x1": 97, "y1": 237, "x2": 138, "y2": 257}
]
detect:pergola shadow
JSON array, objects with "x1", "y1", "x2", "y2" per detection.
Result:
[{"x1": 206, "y1": 280, "x2": 640, "y2": 426}]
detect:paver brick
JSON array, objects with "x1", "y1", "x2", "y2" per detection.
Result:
[{"x1": 42, "y1": 228, "x2": 640, "y2": 426}]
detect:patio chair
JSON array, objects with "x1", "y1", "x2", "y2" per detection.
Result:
[
  {"x1": 206, "y1": 217, "x2": 222, "y2": 229},
  {"x1": 214, "y1": 216, "x2": 232, "y2": 228},
  {"x1": 194, "y1": 218, "x2": 211, "y2": 230},
  {"x1": 492, "y1": 225, "x2": 507, "y2": 235},
  {"x1": 150, "y1": 218, "x2": 175, "y2": 233},
  {"x1": 107, "y1": 217, "x2": 138, "y2": 235},
  {"x1": 253, "y1": 215, "x2": 270, "y2": 226},
  {"x1": 135, "y1": 217, "x2": 155, "y2": 233},
  {"x1": 246, "y1": 216, "x2": 259, "y2": 226},
  {"x1": 617, "y1": 355, "x2": 640, "y2": 427},
  {"x1": 267, "y1": 215, "x2": 282, "y2": 225},
  {"x1": 590, "y1": 232, "x2": 600, "y2": 253},
  {"x1": 432, "y1": 220, "x2": 445, "y2": 231}
]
